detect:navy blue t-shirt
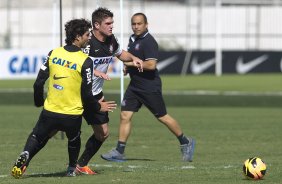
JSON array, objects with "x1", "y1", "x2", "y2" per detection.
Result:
[{"x1": 127, "y1": 31, "x2": 162, "y2": 92}]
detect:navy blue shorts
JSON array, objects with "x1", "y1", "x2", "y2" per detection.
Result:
[
  {"x1": 121, "y1": 88, "x2": 167, "y2": 118},
  {"x1": 83, "y1": 92, "x2": 109, "y2": 125}
]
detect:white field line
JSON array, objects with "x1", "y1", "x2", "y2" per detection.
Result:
[
  {"x1": 1, "y1": 88, "x2": 282, "y2": 96},
  {"x1": 90, "y1": 163, "x2": 236, "y2": 170}
]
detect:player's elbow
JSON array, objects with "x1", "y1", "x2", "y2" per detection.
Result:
[{"x1": 33, "y1": 81, "x2": 44, "y2": 90}]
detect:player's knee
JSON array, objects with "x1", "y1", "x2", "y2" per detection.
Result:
[
  {"x1": 120, "y1": 112, "x2": 126, "y2": 119},
  {"x1": 120, "y1": 112, "x2": 131, "y2": 122},
  {"x1": 95, "y1": 131, "x2": 109, "y2": 142},
  {"x1": 29, "y1": 133, "x2": 41, "y2": 144},
  {"x1": 157, "y1": 114, "x2": 169, "y2": 123},
  {"x1": 102, "y1": 129, "x2": 109, "y2": 140},
  {"x1": 93, "y1": 124, "x2": 109, "y2": 142},
  {"x1": 29, "y1": 131, "x2": 48, "y2": 145},
  {"x1": 68, "y1": 131, "x2": 81, "y2": 146},
  {"x1": 102, "y1": 132, "x2": 109, "y2": 141}
]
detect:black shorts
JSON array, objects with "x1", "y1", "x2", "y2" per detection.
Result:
[
  {"x1": 32, "y1": 109, "x2": 82, "y2": 142},
  {"x1": 121, "y1": 88, "x2": 167, "y2": 118},
  {"x1": 83, "y1": 92, "x2": 109, "y2": 125}
]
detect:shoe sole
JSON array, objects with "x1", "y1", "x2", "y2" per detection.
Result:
[
  {"x1": 11, "y1": 166, "x2": 25, "y2": 179},
  {"x1": 100, "y1": 155, "x2": 126, "y2": 162},
  {"x1": 66, "y1": 173, "x2": 76, "y2": 177}
]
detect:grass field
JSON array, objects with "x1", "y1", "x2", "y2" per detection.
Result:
[
  {"x1": 1, "y1": 74, "x2": 282, "y2": 92},
  {"x1": 0, "y1": 74, "x2": 282, "y2": 183}
]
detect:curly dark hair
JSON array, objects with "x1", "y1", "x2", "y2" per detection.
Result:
[
  {"x1": 65, "y1": 18, "x2": 91, "y2": 45},
  {"x1": 92, "y1": 7, "x2": 113, "y2": 26}
]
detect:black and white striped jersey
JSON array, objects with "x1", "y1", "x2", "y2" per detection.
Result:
[{"x1": 83, "y1": 31, "x2": 122, "y2": 95}]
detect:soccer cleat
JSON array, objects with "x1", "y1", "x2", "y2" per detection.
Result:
[
  {"x1": 11, "y1": 151, "x2": 29, "y2": 179},
  {"x1": 75, "y1": 165, "x2": 97, "y2": 175},
  {"x1": 180, "y1": 138, "x2": 196, "y2": 162},
  {"x1": 101, "y1": 149, "x2": 126, "y2": 162},
  {"x1": 66, "y1": 166, "x2": 76, "y2": 177}
]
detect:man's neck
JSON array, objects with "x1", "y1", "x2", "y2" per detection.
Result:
[
  {"x1": 92, "y1": 30, "x2": 106, "y2": 42},
  {"x1": 72, "y1": 42, "x2": 81, "y2": 48}
]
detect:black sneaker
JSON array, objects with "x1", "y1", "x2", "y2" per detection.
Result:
[
  {"x1": 11, "y1": 151, "x2": 29, "y2": 179},
  {"x1": 66, "y1": 166, "x2": 76, "y2": 177}
]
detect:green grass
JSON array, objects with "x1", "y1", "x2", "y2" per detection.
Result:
[
  {"x1": 0, "y1": 105, "x2": 281, "y2": 183},
  {"x1": 1, "y1": 74, "x2": 282, "y2": 92},
  {"x1": 1, "y1": 74, "x2": 282, "y2": 107},
  {"x1": 1, "y1": 74, "x2": 282, "y2": 183}
]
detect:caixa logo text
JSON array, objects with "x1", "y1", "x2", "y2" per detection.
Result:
[{"x1": 9, "y1": 55, "x2": 45, "y2": 74}]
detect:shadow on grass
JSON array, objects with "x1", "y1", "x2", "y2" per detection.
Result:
[{"x1": 26, "y1": 171, "x2": 66, "y2": 178}]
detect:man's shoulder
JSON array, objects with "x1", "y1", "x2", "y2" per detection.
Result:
[
  {"x1": 89, "y1": 34, "x2": 100, "y2": 46},
  {"x1": 141, "y1": 33, "x2": 158, "y2": 47},
  {"x1": 105, "y1": 34, "x2": 119, "y2": 44},
  {"x1": 145, "y1": 33, "x2": 156, "y2": 41}
]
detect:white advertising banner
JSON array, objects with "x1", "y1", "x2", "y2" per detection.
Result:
[
  {"x1": 0, "y1": 49, "x2": 48, "y2": 79},
  {"x1": 0, "y1": 49, "x2": 122, "y2": 79}
]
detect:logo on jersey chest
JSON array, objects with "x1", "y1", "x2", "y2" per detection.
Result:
[
  {"x1": 53, "y1": 84, "x2": 64, "y2": 90},
  {"x1": 109, "y1": 44, "x2": 114, "y2": 54},
  {"x1": 92, "y1": 56, "x2": 113, "y2": 65},
  {"x1": 52, "y1": 57, "x2": 77, "y2": 70},
  {"x1": 135, "y1": 43, "x2": 140, "y2": 50}
]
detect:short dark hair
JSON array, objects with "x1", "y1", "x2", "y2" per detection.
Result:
[
  {"x1": 132, "y1": 13, "x2": 148, "y2": 24},
  {"x1": 64, "y1": 18, "x2": 91, "y2": 45},
  {"x1": 92, "y1": 7, "x2": 113, "y2": 26}
]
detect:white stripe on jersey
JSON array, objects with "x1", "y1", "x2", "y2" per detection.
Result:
[
  {"x1": 114, "y1": 46, "x2": 122, "y2": 56},
  {"x1": 40, "y1": 65, "x2": 47, "y2": 71}
]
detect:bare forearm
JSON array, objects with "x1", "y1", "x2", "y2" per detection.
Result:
[
  {"x1": 118, "y1": 50, "x2": 136, "y2": 62},
  {"x1": 118, "y1": 50, "x2": 143, "y2": 72},
  {"x1": 125, "y1": 60, "x2": 156, "y2": 70},
  {"x1": 124, "y1": 62, "x2": 135, "y2": 67}
]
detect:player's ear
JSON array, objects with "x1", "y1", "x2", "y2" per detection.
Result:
[
  {"x1": 75, "y1": 34, "x2": 81, "y2": 41},
  {"x1": 94, "y1": 22, "x2": 100, "y2": 29}
]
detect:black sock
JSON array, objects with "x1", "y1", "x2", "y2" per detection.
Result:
[
  {"x1": 116, "y1": 141, "x2": 126, "y2": 154},
  {"x1": 177, "y1": 134, "x2": 189, "y2": 145},
  {"x1": 68, "y1": 133, "x2": 81, "y2": 167},
  {"x1": 77, "y1": 134, "x2": 103, "y2": 167}
]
